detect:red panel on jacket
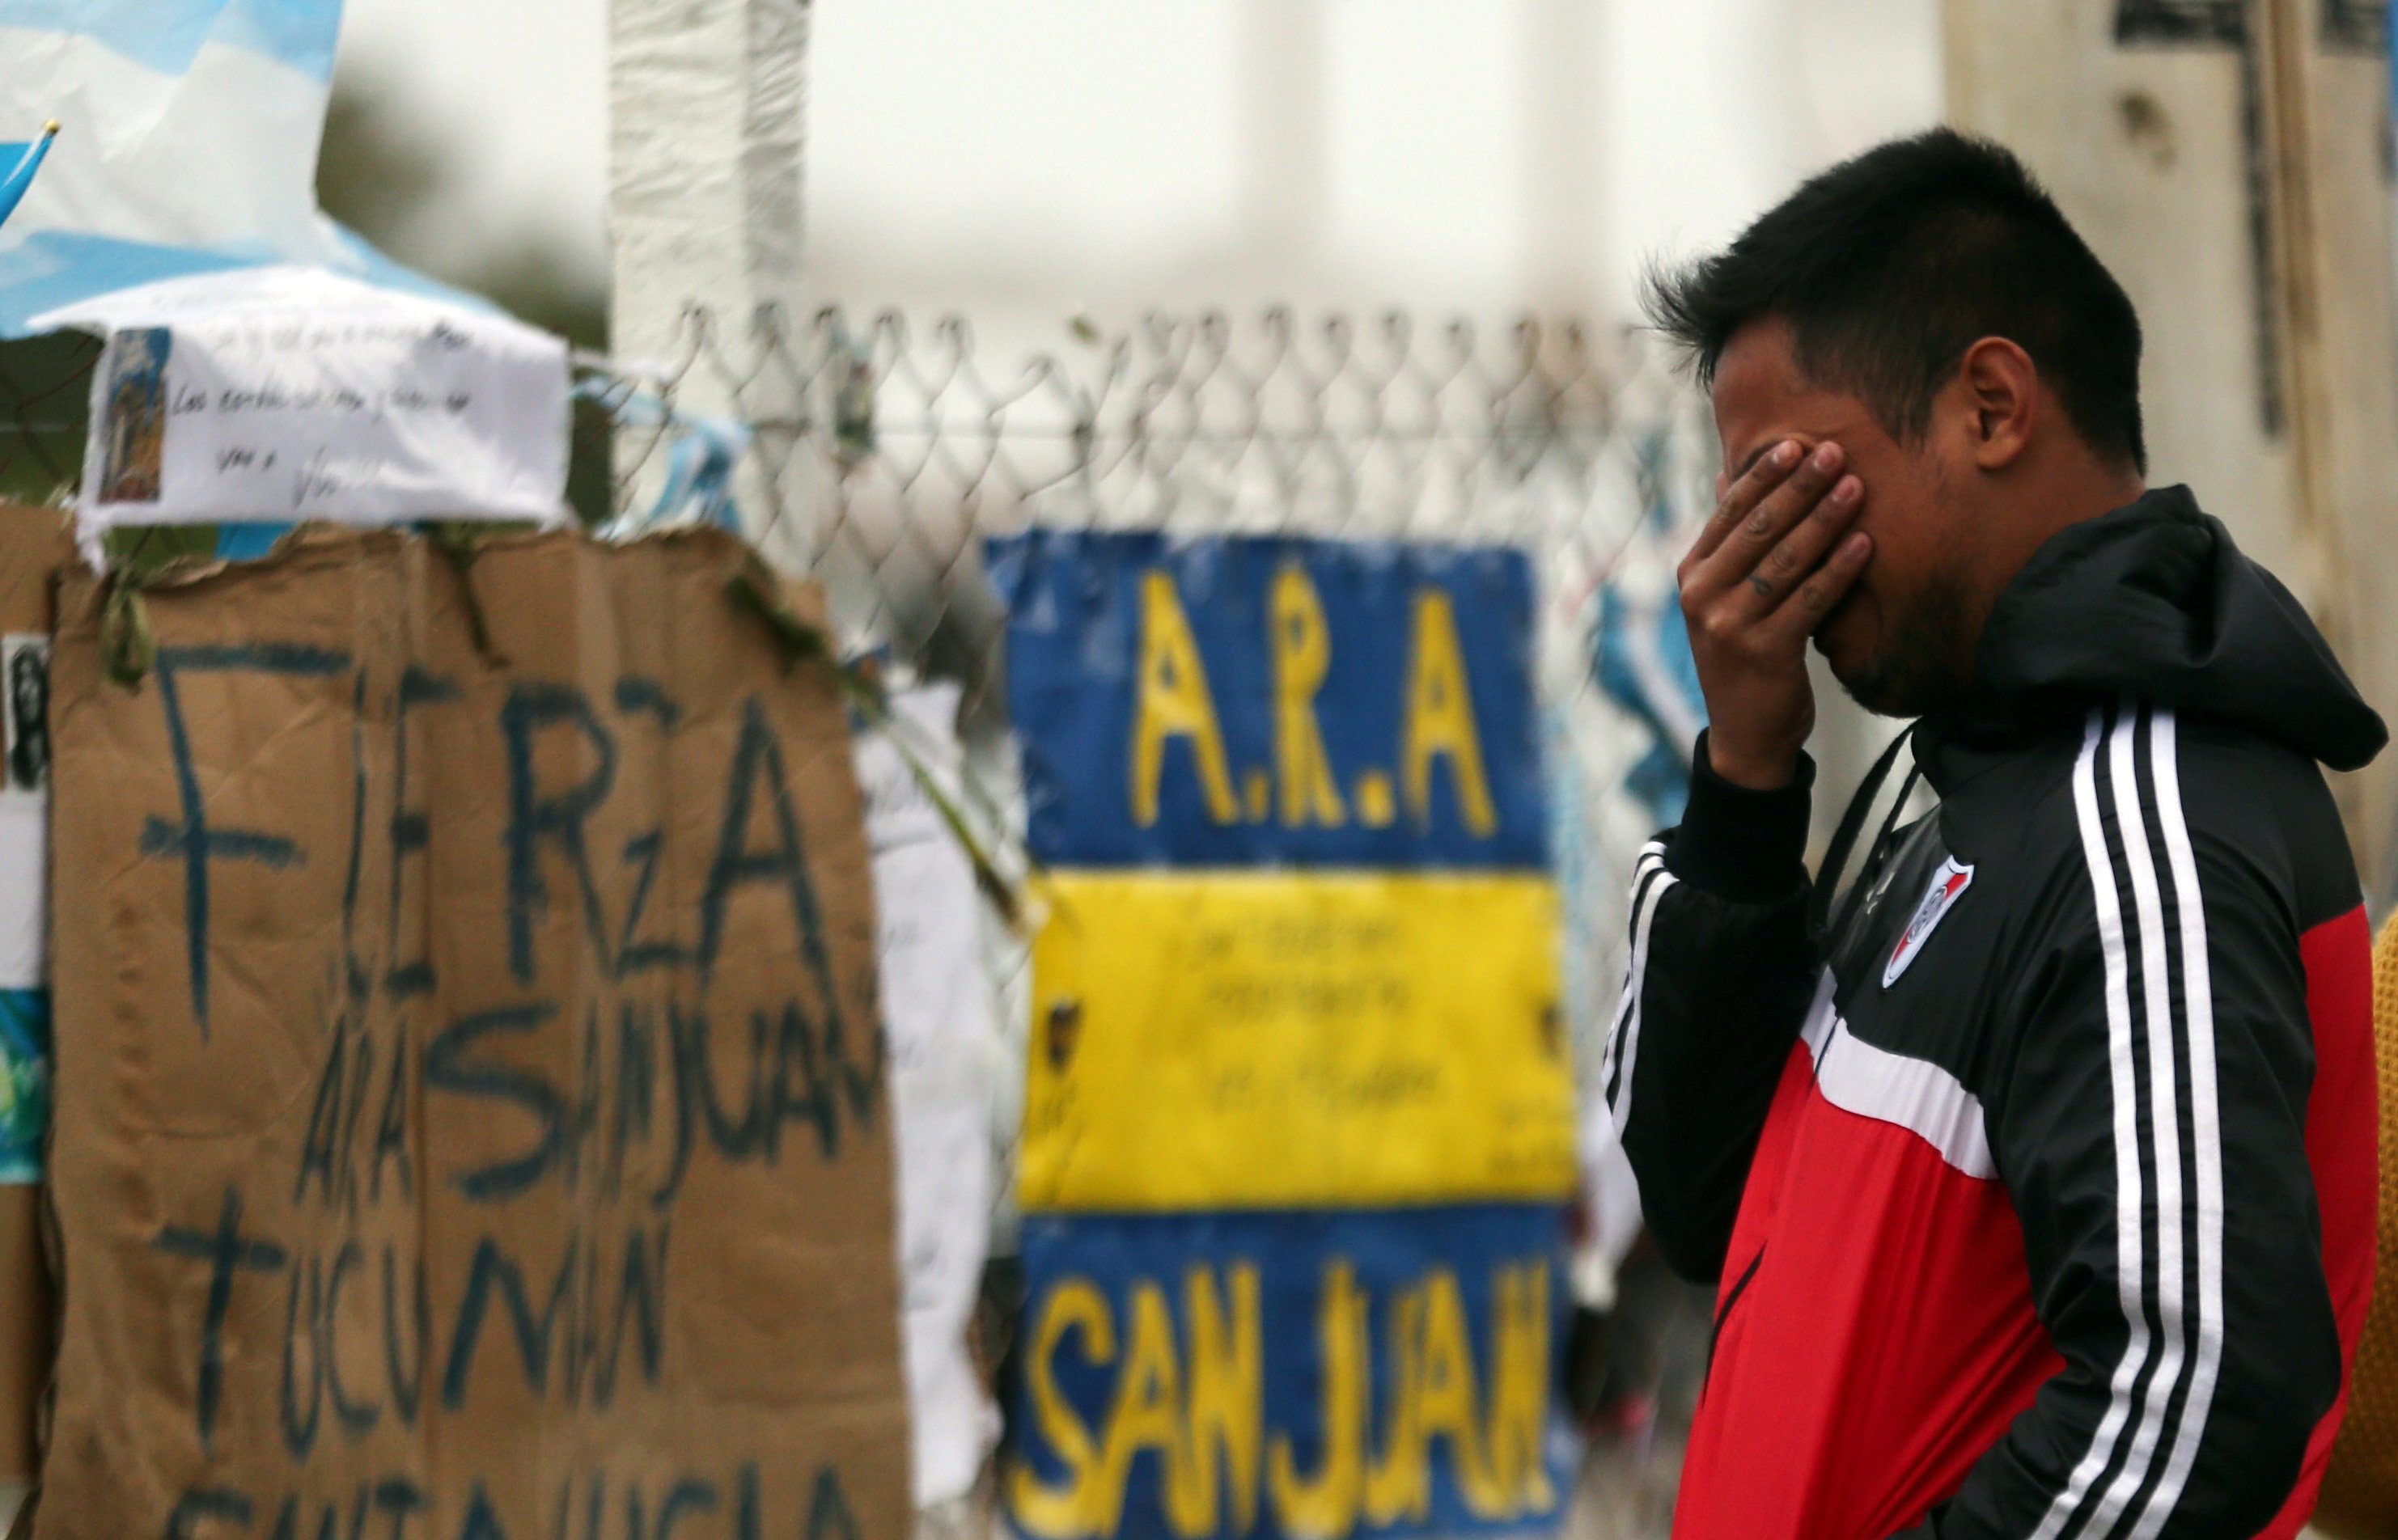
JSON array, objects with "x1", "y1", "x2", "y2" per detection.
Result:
[
  {"x1": 2258, "y1": 905, "x2": 2376, "y2": 1539},
  {"x1": 1675, "y1": 904, "x2": 2375, "y2": 1540},
  {"x1": 1674, "y1": 1043, "x2": 2060, "y2": 1540}
]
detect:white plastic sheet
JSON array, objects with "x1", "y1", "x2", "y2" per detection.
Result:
[{"x1": 854, "y1": 682, "x2": 1005, "y2": 1509}]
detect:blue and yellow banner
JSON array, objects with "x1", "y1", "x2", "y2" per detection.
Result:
[
  {"x1": 1012, "y1": 1206, "x2": 1569, "y2": 1540},
  {"x1": 1023, "y1": 871, "x2": 1570, "y2": 1212},
  {"x1": 998, "y1": 532, "x2": 1571, "y2": 1540},
  {"x1": 989, "y1": 532, "x2": 1544, "y2": 869}
]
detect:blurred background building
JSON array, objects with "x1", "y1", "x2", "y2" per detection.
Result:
[{"x1": 331, "y1": 0, "x2": 1943, "y2": 351}]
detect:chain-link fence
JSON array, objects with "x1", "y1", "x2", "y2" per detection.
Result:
[
  {"x1": 0, "y1": 302, "x2": 1727, "y2": 1529},
  {"x1": 586, "y1": 302, "x2": 1714, "y2": 1085},
  {"x1": 0, "y1": 298, "x2": 1729, "y2": 1128},
  {"x1": 589, "y1": 303, "x2": 1727, "y2": 1534}
]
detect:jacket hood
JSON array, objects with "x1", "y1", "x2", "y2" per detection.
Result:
[{"x1": 1958, "y1": 484, "x2": 2384, "y2": 772}]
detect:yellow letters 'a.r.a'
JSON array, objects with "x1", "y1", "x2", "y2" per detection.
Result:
[
  {"x1": 1401, "y1": 588, "x2": 1498, "y2": 836},
  {"x1": 1131, "y1": 569, "x2": 1239, "y2": 827},
  {"x1": 1272, "y1": 563, "x2": 1345, "y2": 828}
]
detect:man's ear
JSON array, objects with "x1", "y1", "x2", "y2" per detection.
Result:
[{"x1": 1956, "y1": 336, "x2": 2037, "y2": 470}]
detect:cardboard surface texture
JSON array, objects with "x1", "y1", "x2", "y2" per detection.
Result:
[{"x1": 39, "y1": 525, "x2": 909, "y2": 1540}]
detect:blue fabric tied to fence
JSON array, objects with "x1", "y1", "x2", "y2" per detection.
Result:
[
  {"x1": 0, "y1": 988, "x2": 46, "y2": 1181},
  {"x1": 1591, "y1": 582, "x2": 1706, "y2": 827}
]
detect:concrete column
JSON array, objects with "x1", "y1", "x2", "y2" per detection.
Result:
[
  {"x1": 1947, "y1": 0, "x2": 2398, "y2": 891},
  {"x1": 1237, "y1": 0, "x2": 1328, "y2": 267},
  {"x1": 1520, "y1": 0, "x2": 1606, "y2": 315},
  {"x1": 2273, "y1": 0, "x2": 2398, "y2": 898},
  {"x1": 608, "y1": 0, "x2": 810, "y2": 559}
]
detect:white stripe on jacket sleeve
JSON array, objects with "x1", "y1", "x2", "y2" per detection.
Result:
[
  {"x1": 2129, "y1": 707, "x2": 2225, "y2": 1537},
  {"x1": 2031, "y1": 703, "x2": 2222, "y2": 1540},
  {"x1": 1602, "y1": 841, "x2": 1674, "y2": 1130}
]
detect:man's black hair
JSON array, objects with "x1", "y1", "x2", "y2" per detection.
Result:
[{"x1": 1646, "y1": 129, "x2": 2146, "y2": 474}]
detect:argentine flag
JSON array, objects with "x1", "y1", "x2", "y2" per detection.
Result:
[{"x1": 0, "y1": 0, "x2": 481, "y2": 336}]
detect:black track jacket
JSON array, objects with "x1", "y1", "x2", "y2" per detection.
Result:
[{"x1": 1604, "y1": 488, "x2": 2385, "y2": 1538}]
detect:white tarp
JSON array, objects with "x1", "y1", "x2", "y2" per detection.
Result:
[
  {"x1": 854, "y1": 681, "x2": 1005, "y2": 1510},
  {"x1": 34, "y1": 265, "x2": 566, "y2": 528}
]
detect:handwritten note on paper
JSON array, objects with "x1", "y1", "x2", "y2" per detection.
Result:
[{"x1": 40, "y1": 266, "x2": 566, "y2": 529}]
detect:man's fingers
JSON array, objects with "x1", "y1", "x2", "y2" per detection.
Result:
[
  {"x1": 1688, "y1": 440, "x2": 1847, "y2": 593},
  {"x1": 1758, "y1": 530, "x2": 1873, "y2": 646},
  {"x1": 1685, "y1": 438, "x2": 1803, "y2": 569},
  {"x1": 1740, "y1": 472, "x2": 1863, "y2": 611}
]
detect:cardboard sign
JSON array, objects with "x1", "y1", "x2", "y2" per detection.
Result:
[
  {"x1": 989, "y1": 533, "x2": 1545, "y2": 869},
  {"x1": 40, "y1": 526, "x2": 908, "y2": 1540}
]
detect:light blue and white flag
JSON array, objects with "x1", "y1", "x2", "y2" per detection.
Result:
[
  {"x1": 0, "y1": 0, "x2": 481, "y2": 336},
  {"x1": 581, "y1": 378, "x2": 752, "y2": 539}
]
